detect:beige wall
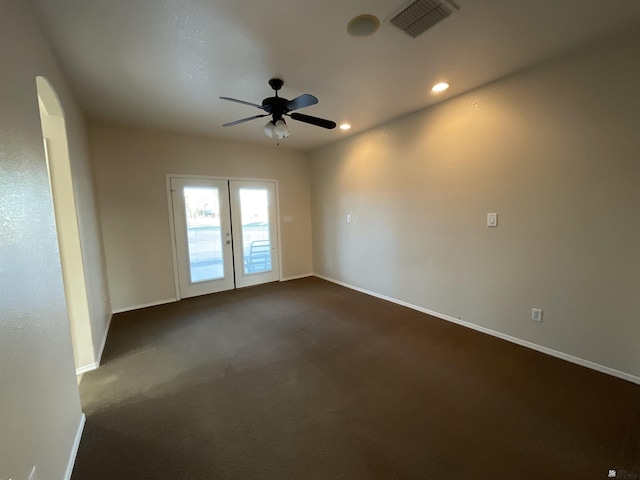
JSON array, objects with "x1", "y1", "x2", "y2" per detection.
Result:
[
  {"x1": 0, "y1": 1, "x2": 106, "y2": 478},
  {"x1": 63, "y1": 99, "x2": 112, "y2": 367},
  {"x1": 310, "y1": 30, "x2": 640, "y2": 380},
  {"x1": 90, "y1": 123, "x2": 313, "y2": 311}
]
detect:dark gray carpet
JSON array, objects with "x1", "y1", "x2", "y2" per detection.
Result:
[{"x1": 72, "y1": 277, "x2": 640, "y2": 479}]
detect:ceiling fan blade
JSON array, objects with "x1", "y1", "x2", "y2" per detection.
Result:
[
  {"x1": 289, "y1": 112, "x2": 337, "y2": 129},
  {"x1": 220, "y1": 96, "x2": 268, "y2": 111},
  {"x1": 222, "y1": 114, "x2": 269, "y2": 127},
  {"x1": 286, "y1": 94, "x2": 318, "y2": 111}
]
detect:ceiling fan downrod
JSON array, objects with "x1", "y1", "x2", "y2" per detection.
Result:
[{"x1": 268, "y1": 78, "x2": 284, "y2": 94}]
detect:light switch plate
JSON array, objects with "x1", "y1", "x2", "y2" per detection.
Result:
[
  {"x1": 347, "y1": 214, "x2": 352, "y2": 223},
  {"x1": 487, "y1": 213, "x2": 498, "y2": 227}
]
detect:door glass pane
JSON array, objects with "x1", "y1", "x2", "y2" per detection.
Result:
[
  {"x1": 184, "y1": 187, "x2": 224, "y2": 283},
  {"x1": 239, "y1": 188, "x2": 271, "y2": 275}
]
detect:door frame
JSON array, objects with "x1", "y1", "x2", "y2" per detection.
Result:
[{"x1": 166, "y1": 174, "x2": 283, "y2": 300}]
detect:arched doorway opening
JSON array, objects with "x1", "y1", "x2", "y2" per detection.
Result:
[{"x1": 36, "y1": 76, "x2": 96, "y2": 374}]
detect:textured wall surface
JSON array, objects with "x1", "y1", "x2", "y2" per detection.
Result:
[
  {"x1": 0, "y1": 1, "x2": 83, "y2": 479},
  {"x1": 310, "y1": 30, "x2": 640, "y2": 380},
  {"x1": 89, "y1": 122, "x2": 313, "y2": 311}
]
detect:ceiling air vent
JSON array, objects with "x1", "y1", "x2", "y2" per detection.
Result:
[{"x1": 390, "y1": 0, "x2": 459, "y2": 38}]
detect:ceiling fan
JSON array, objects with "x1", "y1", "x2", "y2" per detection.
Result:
[{"x1": 220, "y1": 78, "x2": 336, "y2": 140}]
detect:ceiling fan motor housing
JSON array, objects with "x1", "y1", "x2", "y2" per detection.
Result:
[{"x1": 262, "y1": 96, "x2": 289, "y2": 121}]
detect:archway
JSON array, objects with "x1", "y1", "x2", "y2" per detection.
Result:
[{"x1": 36, "y1": 76, "x2": 96, "y2": 374}]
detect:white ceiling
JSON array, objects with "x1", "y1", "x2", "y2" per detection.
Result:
[{"x1": 30, "y1": 0, "x2": 640, "y2": 151}]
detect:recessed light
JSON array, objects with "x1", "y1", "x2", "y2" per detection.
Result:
[
  {"x1": 432, "y1": 82, "x2": 449, "y2": 92},
  {"x1": 347, "y1": 15, "x2": 380, "y2": 37},
  {"x1": 340, "y1": 123, "x2": 351, "y2": 130}
]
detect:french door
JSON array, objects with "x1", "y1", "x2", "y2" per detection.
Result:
[{"x1": 170, "y1": 177, "x2": 279, "y2": 299}]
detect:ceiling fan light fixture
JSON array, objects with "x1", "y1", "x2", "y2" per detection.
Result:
[
  {"x1": 262, "y1": 121, "x2": 275, "y2": 138},
  {"x1": 274, "y1": 119, "x2": 289, "y2": 138}
]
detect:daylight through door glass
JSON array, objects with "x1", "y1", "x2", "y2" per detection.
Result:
[
  {"x1": 239, "y1": 188, "x2": 271, "y2": 275},
  {"x1": 183, "y1": 187, "x2": 224, "y2": 282}
]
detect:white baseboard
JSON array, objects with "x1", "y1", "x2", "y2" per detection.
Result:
[
  {"x1": 75, "y1": 362, "x2": 98, "y2": 376},
  {"x1": 75, "y1": 312, "x2": 114, "y2": 376},
  {"x1": 281, "y1": 273, "x2": 313, "y2": 282},
  {"x1": 314, "y1": 274, "x2": 640, "y2": 386},
  {"x1": 112, "y1": 298, "x2": 177, "y2": 314},
  {"x1": 64, "y1": 413, "x2": 86, "y2": 480}
]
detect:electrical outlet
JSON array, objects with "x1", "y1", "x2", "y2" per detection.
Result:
[
  {"x1": 532, "y1": 308, "x2": 543, "y2": 322},
  {"x1": 326, "y1": 260, "x2": 332, "y2": 268}
]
